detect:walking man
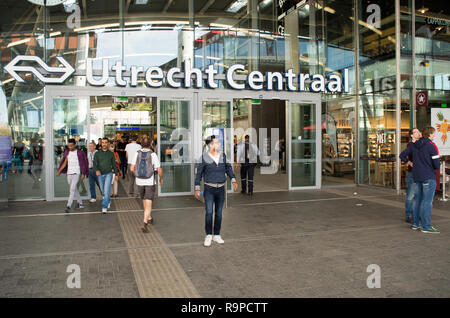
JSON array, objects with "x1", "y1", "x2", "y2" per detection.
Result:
[
  {"x1": 93, "y1": 138, "x2": 119, "y2": 213},
  {"x1": 125, "y1": 135, "x2": 142, "y2": 196},
  {"x1": 404, "y1": 128, "x2": 422, "y2": 223},
  {"x1": 13, "y1": 137, "x2": 25, "y2": 174},
  {"x1": 400, "y1": 127, "x2": 441, "y2": 234},
  {"x1": 117, "y1": 136, "x2": 128, "y2": 179},
  {"x1": 88, "y1": 141, "x2": 102, "y2": 202},
  {"x1": 130, "y1": 137, "x2": 162, "y2": 233},
  {"x1": 195, "y1": 135, "x2": 238, "y2": 247},
  {"x1": 235, "y1": 135, "x2": 259, "y2": 196},
  {"x1": 96, "y1": 138, "x2": 102, "y2": 150},
  {"x1": 56, "y1": 139, "x2": 89, "y2": 213}
]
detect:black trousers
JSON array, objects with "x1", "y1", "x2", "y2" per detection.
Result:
[
  {"x1": 241, "y1": 163, "x2": 255, "y2": 193},
  {"x1": 119, "y1": 152, "x2": 127, "y2": 177}
]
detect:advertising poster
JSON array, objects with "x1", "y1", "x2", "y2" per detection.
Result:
[
  {"x1": 431, "y1": 108, "x2": 450, "y2": 155},
  {"x1": 0, "y1": 123, "x2": 12, "y2": 162},
  {"x1": 112, "y1": 96, "x2": 152, "y2": 111}
]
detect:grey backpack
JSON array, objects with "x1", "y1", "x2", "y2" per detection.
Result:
[{"x1": 135, "y1": 150, "x2": 154, "y2": 179}]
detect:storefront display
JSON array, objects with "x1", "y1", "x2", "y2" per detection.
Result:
[{"x1": 323, "y1": 131, "x2": 353, "y2": 176}]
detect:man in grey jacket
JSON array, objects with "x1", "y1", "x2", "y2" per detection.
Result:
[{"x1": 235, "y1": 135, "x2": 259, "y2": 196}]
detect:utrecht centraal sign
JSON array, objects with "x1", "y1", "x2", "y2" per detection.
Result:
[{"x1": 5, "y1": 55, "x2": 349, "y2": 93}]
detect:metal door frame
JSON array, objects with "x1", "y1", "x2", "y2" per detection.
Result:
[
  {"x1": 157, "y1": 94, "x2": 194, "y2": 197},
  {"x1": 44, "y1": 87, "x2": 91, "y2": 201},
  {"x1": 44, "y1": 86, "x2": 196, "y2": 200},
  {"x1": 288, "y1": 98, "x2": 322, "y2": 190},
  {"x1": 198, "y1": 92, "x2": 234, "y2": 193},
  {"x1": 44, "y1": 86, "x2": 321, "y2": 200}
]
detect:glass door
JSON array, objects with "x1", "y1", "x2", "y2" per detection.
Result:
[
  {"x1": 289, "y1": 101, "x2": 321, "y2": 189},
  {"x1": 158, "y1": 98, "x2": 193, "y2": 195},
  {"x1": 200, "y1": 97, "x2": 233, "y2": 191},
  {"x1": 52, "y1": 98, "x2": 90, "y2": 199}
]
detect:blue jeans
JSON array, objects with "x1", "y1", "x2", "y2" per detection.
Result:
[
  {"x1": 413, "y1": 179, "x2": 436, "y2": 230},
  {"x1": 405, "y1": 171, "x2": 416, "y2": 218},
  {"x1": 98, "y1": 173, "x2": 113, "y2": 209},
  {"x1": 88, "y1": 168, "x2": 101, "y2": 200},
  {"x1": 204, "y1": 185, "x2": 225, "y2": 235}
]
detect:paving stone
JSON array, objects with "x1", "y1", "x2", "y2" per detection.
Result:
[{"x1": 1, "y1": 186, "x2": 450, "y2": 297}]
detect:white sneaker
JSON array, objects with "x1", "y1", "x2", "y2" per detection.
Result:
[
  {"x1": 213, "y1": 235, "x2": 224, "y2": 244},
  {"x1": 108, "y1": 203, "x2": 111, "y2": 209},
  {"x1": 102, "y1": 208, "x2": 107, "y2": 214},
  {"x1": 204, "y1": 235, "x2": 213, "y2": 247},
  {"x1": 89, "y1": 199, "x2": 96, "y2": 203}
]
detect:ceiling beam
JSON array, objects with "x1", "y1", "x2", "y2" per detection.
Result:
[
  {"x1": 82, "y1": 0, "x2": 87, "y2": 19},
  {"x1": 224, "y1": 0, "x2": 238, "y2": 11},
  {"x1": 199, "y1": 0, "x2": 215, "y2": 15},
  {"x1": 31, "y1": 11, "x2": 275, "y2": 26},
  {"x1": 10, "y1": 5, "x2": 36, "y2": 32},
  {"x1": 162, "y1": 0, "x2": 174, "y2": 13}
]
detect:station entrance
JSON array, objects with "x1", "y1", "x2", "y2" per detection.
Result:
[{"x1": 43, "y1": 86, "x2": 321, "y2": 201}]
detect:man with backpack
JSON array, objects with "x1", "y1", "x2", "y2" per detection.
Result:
[
  {"x1": 130, "y1": 137, "x2": 162, "y2": 233},
  {"x1": 126, "y1": 135, "x2": 142, "y2": 197}
]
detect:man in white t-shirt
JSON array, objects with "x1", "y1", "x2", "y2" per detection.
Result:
[
  {"x1": 130, "y1": 137, "x2": 162, "y2": 233},
  {"x1": 56, "y1": 139, "x2": 89, "y2": 213},
  {"x1": 125, "y1": 135, "x2": 142, "y2": 196}
]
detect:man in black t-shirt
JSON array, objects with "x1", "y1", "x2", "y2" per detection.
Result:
[
  {"x1": 96, "y1": 138, "x2": 102, "y2": 150},
  {"x1": 117, "y1": 136, "x2": 127, "y2": 179},
  {"x1": 235, "y1": 135, "x2": 260, "y2": 196}
]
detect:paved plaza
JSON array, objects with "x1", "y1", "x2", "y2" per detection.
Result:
[{"x1": 0, "y1": 185, "x2": 449, "y2": 298}]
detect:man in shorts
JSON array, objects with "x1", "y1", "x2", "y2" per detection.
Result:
[
  {"x1": 126, "y1": 135, "x2": 142, "y2": 196},
  {"x1": 130, "y1": 137, "x2": 163, "y2": 233}
]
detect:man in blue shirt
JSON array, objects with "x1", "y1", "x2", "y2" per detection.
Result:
[
  {"x1": 400, "y1": 126, "x2": 441, "y2": 234},
  {"x1": 195, "y1": 135, "x2": 238, "y2": 247},
  {"x1": 404, "y1": 128, "x2": 422, "y2": 223}
]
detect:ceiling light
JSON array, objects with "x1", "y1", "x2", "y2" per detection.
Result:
[
  {"x1": 1, "y1": 78, "x2": 15, "y2": 85},
  {"x1": 417, "y1": 6, "x2": 429, "y2": 14},
  {"x1": 226, "y1": 0, "x2": 247, "y2": 13},
  {"x1": 74, "y1": 23, "x2": 120, "y2": 32},
  {"x1": 259, "y1": 0, "x2": 272, "y2": 9},
  {"x1": 210, "y1": 23, "x2": 234, "y2": 29},
  {"x1": 7, "y1": 38, "x2": 30, "y2": 48},
  {"x1": 24, "y1": 96, "x2": 43, "y2": 104}
]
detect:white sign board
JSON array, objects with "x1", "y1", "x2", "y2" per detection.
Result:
[
  {"x1": 5, "y1": 55, "x2": 350, "y2": 93},
  {"x1": 431, "y1": 108, "x2": 450, "y2": 155}
]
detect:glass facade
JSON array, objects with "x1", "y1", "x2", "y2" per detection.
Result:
[{"x1": 0, "y1": 0, "x2": 449, "y2": 201}]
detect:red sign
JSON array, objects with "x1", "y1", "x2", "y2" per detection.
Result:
[
  {"x1": 416, "y1": 91, "x2": 428, "y2": 107},
  {"x1": 377, "y1": 130, "x2": 385, "y2": 144}
]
